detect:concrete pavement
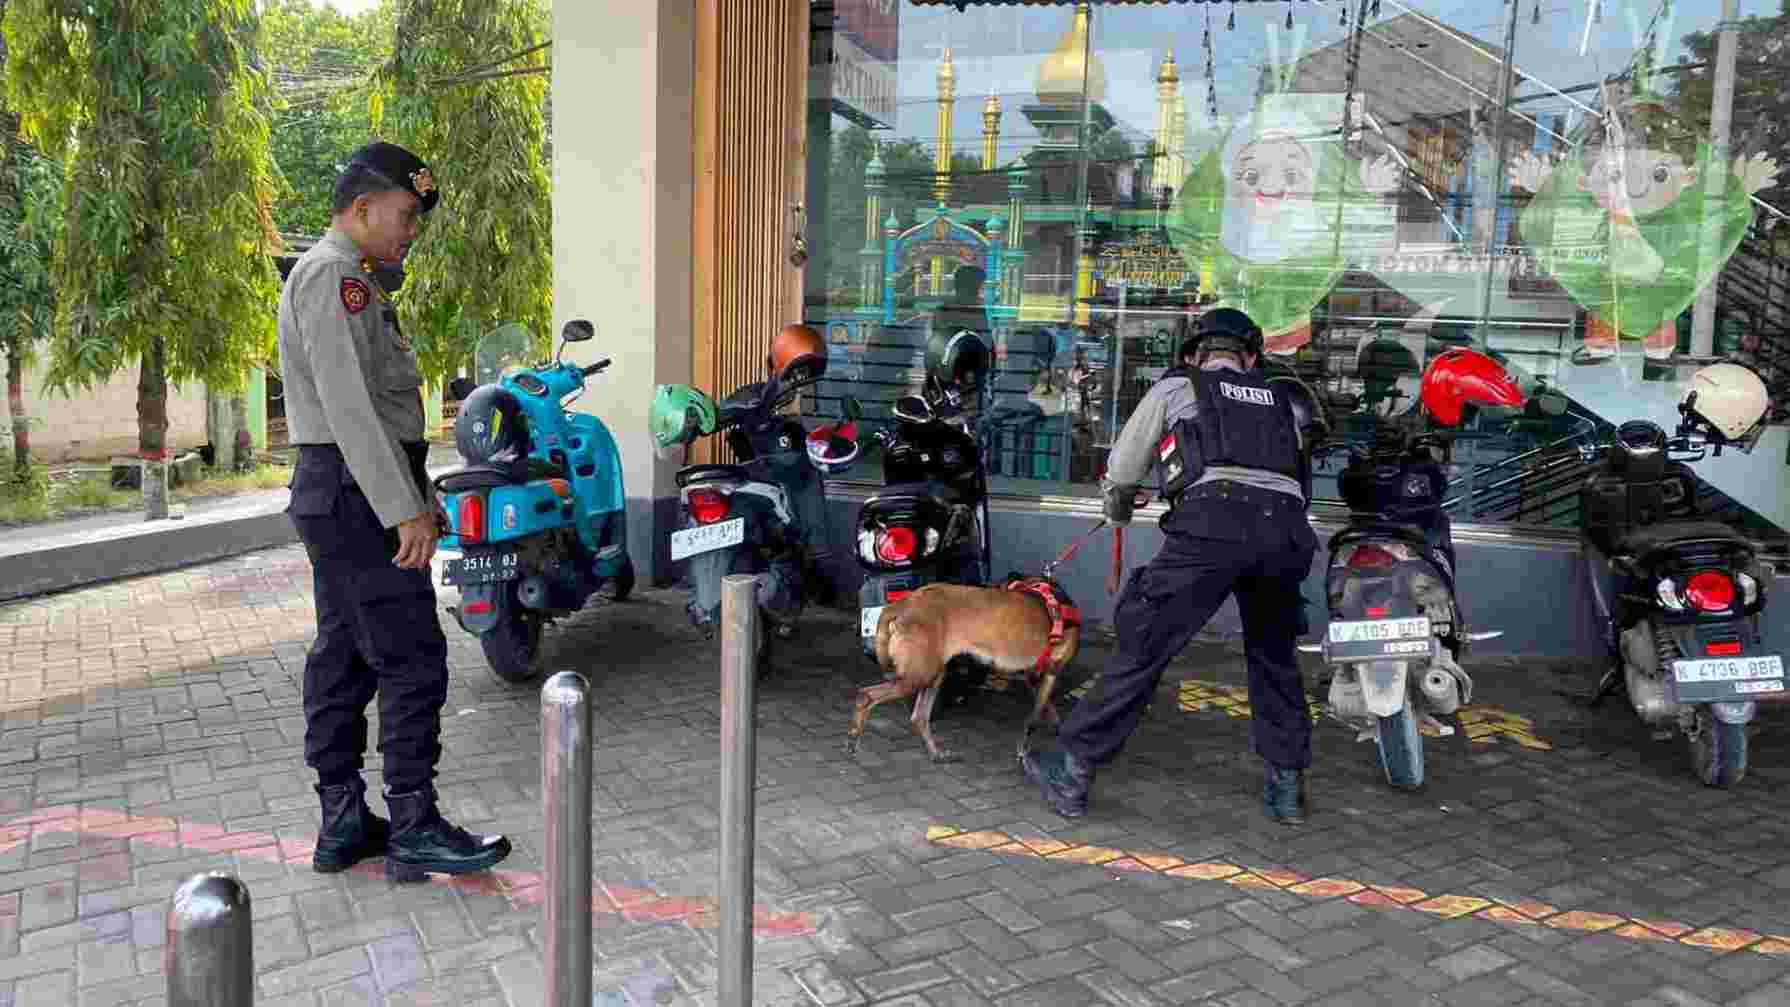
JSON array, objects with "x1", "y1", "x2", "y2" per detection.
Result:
[{"x1": 0, "y1": 544, "x2": 1787, "y2": 1005}]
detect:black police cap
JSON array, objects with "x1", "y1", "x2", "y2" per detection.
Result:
[
  {"x1": 344, "y1": 141, "x2": 439, "y2": 214},
  {"x1": 1180, "y1": 306, "x2": 1264, "y2": 359}
]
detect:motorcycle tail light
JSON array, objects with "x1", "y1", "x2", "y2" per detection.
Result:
[
  {"x1": 687, "y1": 487, "x2": 729, "y2": 525},
  {"x1": 456, "y1": 494, "x2": 485, "y2": 544},
  {"x1": 1706, "y1": 640, "x2": 1743, "y2": 656},
  {"x1": 887, "y1": 589, "x2": 911, "y2": 602},
  {"x1": 1685, "y1": 571, "x2": 1735, "y2": 613},
  {"x1": 1366, "y1": 606, "x2": 1390, "y2": 617},
  {"x1": 1345, "y1": 544, "x2": 1402, "y2": 570},
  {"x1": 876, "y1": 527, "x2": 918, "y2": 564}
]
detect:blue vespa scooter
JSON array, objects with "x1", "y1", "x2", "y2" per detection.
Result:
[{"x1": 435, "y1": 320, "x2": 633, "y2": 683}]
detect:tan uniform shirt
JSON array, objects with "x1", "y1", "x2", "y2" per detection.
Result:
[{"x1": 277, "y1": 229, "x2": 431, "y2": 529}]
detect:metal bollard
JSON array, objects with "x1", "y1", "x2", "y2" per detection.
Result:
[
  {"x1": 542, "y1": 670, "x2": 594, "y2": 1007},
  {"x1": 717, "y1": 574, "x2": 760, "y2": 1007},
  {"x1": 165, "y1": 873, "x2": 252, "y2": 1007}
]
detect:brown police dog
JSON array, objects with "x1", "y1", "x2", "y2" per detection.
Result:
[{"x1": 846, "y1": 578, "x2": 1081, "y2": 763}]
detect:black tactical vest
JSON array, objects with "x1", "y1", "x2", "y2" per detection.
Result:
[{"x1": 1156, "y1": 366, "x2": 1302, "y2": 501}]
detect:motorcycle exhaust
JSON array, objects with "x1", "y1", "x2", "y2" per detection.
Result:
[{"x1": 1420, "y1": 668, "x2": 1461, "y2": 715}]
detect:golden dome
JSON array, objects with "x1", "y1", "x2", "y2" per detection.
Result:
[
  {"x1": 1035, "y1": 3, "x2": 1106, "y2": 106},
  {"x1": 1158, "y1": 52, "x2": 1179, "y2": 85},
  {"x1": 983, "y1": 92, "x2": 1001, "y2": 115}
]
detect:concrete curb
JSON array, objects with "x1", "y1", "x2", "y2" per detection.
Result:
[
  {"x1": 0, "y1": 493, "x2": 300, "y2": 605},
  {"x1": 0, "y1": 460, "x2": 460, "y2": 605}
]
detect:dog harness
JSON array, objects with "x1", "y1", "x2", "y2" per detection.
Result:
[{"x1": 1004, "y1": 577, "x2": 1080, "y2": 675}]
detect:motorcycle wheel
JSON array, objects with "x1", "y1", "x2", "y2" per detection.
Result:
[
  {"x1": 606, "y1": 556, "x2": 636, "y2": 601},
  {"x1": 1373, "y1": 707, "x2": 1425, "y2": 790},
  {"x1": 1687, "y1": 706, "x2": 1747, "y2": 788},
  {"x1": 481, "y1": 610, "x2": 545, "y2": 684}
]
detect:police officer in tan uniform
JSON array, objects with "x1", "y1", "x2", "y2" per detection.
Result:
[{"x1": 280, "y1": 141, "x2": 510, "y2": 883}]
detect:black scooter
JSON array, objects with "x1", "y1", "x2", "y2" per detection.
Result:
[
  {"x1": 1579, "y1": 414, "x2": 1780, "y2": 787},
  {"x1": 850, "y1": 392, "x2": 992, "y2": 662}
]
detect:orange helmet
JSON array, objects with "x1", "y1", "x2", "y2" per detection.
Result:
[{"x1": 768, "y1": 323, "x2": 828, "y2": 394}]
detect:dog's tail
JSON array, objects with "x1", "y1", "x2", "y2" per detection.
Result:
[{"x1": 873, "y1": 606, "x2": 899, "y2": 677}]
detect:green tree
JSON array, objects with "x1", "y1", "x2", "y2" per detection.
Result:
[
  {"x1": 371, "y1": 0, "x2": 553, "y2": 387},
  {"x1": 0, "y1": 0, "x2": 60, "y2": 486},
  {"x1": 3, "y1": 0, "x2": 283, "y2": 516},
  {"x1": 261, "y1": 0, "x2": 398, "y2": 234},
  {"x1": 1674, "y1": 3, "x2": 1790, "y2": 233}
]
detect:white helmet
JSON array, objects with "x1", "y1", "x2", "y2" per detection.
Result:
[{"x1": 1680, "y1": 362, "x2": 1770, "y2": 452}]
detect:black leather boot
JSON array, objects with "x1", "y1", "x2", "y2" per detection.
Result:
[
  {"x1": 382, "y1": 785, "x2": 512, "y2": 883},
  {"x1": 313, "y1": 779, "x2": 390, "y2": 873}
]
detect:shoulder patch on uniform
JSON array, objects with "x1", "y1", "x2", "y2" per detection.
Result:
[{"x1": 340, "y1": 277, "x2": 370, "y2": 315}]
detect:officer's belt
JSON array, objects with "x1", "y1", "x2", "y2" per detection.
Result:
[
  {"x1": 293, "y1": 441, "x2": 430, "y2": 493},
  {"x1": 1171, "y1": 479, "x2": 1304, "y2": 512}
]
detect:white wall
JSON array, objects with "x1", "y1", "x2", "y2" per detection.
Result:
[
  {"x1": 0, "y1": 349, "x2": 210, "y2": 463},
  {"x1": 552, "y1": 0, "x2": 695, "y2": 582}
]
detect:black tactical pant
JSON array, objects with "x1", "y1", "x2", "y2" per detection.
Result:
[
  {"x1": 1059, "y1": 481, "x2": 1320, "y2": 771},
  {"x1": 287, "y1": 442, "x2": 446, "y2": 793}
]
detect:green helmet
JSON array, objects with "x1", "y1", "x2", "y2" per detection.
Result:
[{"x1": 649, "y1": 383, "x2": 717, "y2": 459}]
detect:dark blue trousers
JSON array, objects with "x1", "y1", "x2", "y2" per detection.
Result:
[
  {"x1": 287, "y1": 443, "x2": 447, "y2": 792},
  {"x1": 1059, "y1": 482, "x2": 1319, "y2": 770}
]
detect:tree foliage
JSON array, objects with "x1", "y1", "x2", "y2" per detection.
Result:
[
  {"x1": 1675, "y1": 2, "x2": 1790, "y2": 231},
  {"x1": 0, "y1": 0, "x2": 282, "y2": 419},
  {"x1": 260, "y1": 0, "x2": 397, "y2": 235},
  {"x1": 372, "y1": 0, "x2": 553, "y2": 385}
]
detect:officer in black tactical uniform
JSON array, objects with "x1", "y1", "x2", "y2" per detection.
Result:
[
  {"x1": 278, "y1": 141, "x2": 511, "y2": 882},
  {"x1": 1023, "y1": 307, "x2": 1322, "y2": 825}
]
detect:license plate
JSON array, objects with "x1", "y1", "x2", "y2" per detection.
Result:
[
  {"x1": 861, "y1": 605, "x2": 884, "y2": 637},
  {"x1": 1671, "y1": 655, "x2": 1785, "y2": 703},
  {"x1": 1324, "y1": 617, "x2": 1433, "y2": 662},
  {"x1": 670, "y1": 517, "x2": 745, "y2": 562},
  {"x1": 441, "y1": 548, "x2": 519, "y2": 586}
]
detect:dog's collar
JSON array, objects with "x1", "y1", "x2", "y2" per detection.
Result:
[{"x1": 1004, "y1": 578, "x2": 1080, "y2": 674}]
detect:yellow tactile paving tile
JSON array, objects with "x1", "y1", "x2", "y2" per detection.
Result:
[
  {"x1": 1172, "y1": 679, "x2": 1556, "y2": 750},
  {"x1": 926, "y1": 825, "x2": 1790, "y2": 957}
]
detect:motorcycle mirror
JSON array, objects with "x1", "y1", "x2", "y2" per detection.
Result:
[
  {"x1": 842, "y1": 395, "x2": 864, "y2": 421},
  {"x1": 561, "y1": 319, "x2": 595, "y2": 343},
  {"x1": 447, "y1": 377, "x2": 476, "y2": 401}
]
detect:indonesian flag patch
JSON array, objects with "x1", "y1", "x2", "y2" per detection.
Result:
[
  {"x1": 1158, "y1": 433, "x2": 1177, "y2": 462},
  {"x1": 340, "y1": 277, "x2": 370, "y2": 315}
]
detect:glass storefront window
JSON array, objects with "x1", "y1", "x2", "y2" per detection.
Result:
[{"x1": 801, "y1": 0, "x2": 1788, "y2": 541}]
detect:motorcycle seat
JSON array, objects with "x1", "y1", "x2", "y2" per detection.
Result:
[
  {"x1": 873, "y1": 481, "x2": 965, "y2": 506},
  {"x1": 1612, "y1": 521, "x2": 1750, "y2": 560},
  {"x1": 434, "y1": 460, "x2": 564, "y2": 493},
  {"x1": 676, "y1": 464, "x2": 750, "y2": 489}
]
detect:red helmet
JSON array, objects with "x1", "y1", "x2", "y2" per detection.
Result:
[{"x1": 1419, "y1": 347, "x2": 1524, "y2": 427}]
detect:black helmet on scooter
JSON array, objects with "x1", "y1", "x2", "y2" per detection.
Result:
[
  {"x1": 1180, "y1": 307, "x2": 1264, "y2": 364},
  {"x1": 455, "y1": 384, "x2": 531, "y2": 467},
  {"x1": 924, "y1": 327, "x2": 991, "y2": 410}
]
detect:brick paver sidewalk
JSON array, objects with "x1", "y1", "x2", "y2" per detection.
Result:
[{"x1": 2, "y1": 545, "x2": 1788, "y2": 1006}]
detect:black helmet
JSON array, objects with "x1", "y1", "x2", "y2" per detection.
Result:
[
  {"x1": 1180, "y1": 307, "x2": 1264, "y2": 362},
  {"x1": 924, "y1": 327, "x2": 991, "y2": 409},
  {"x1": 454, "y1": 385, "x2": 531, "y2": 466}
]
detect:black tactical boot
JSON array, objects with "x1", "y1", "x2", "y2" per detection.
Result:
[
  {"x1": 1263, "y1": 766, "x2": 1307, "y2": 826},
  {"x1": 313, "y1": 778, "x2": 390, "y2": 873},
  {"x1": 382, "y1": 785, "x2": 512, "y2": 883},
  {"x1": 1022, "y1": 748, "x2": 1094, "y2": 818}
]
